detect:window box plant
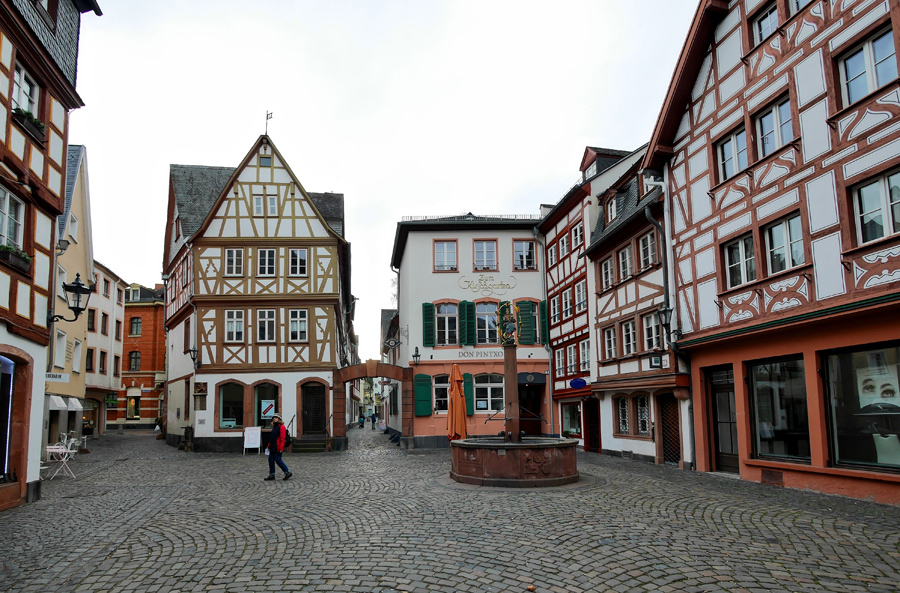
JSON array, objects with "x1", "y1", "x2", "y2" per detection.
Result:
[
  {"x1": 0, "y1": 244, "x2": 32, "y2": 274},
  {"x1": 11, "y1": 108, "x2": 46, "y2": 145}
]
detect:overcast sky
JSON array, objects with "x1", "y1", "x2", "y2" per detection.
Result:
[{"x1": 68, "y1": 0, "x2": 696, "y2": 361}]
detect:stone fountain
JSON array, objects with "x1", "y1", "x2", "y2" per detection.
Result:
[{"x1": 450, "y1": 304, "x2": 579, "y2": 487}]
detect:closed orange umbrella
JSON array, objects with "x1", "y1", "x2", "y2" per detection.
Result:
[{"x1": 448, "y1": 364, "x2": 467, "y2": 441}]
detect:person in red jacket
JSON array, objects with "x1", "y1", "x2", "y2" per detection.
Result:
[{"x1": 264, "y1": 413, "x2": 292, "y2": 481}]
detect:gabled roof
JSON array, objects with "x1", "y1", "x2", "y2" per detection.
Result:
[
  {"x1": 643, "y1": 0, "x2": 729, "y2": 171},
  {"x1": 580, "y1": 146, "x2": 634, "y2": 173},
  {"x1": 62, "y1": 144, "x2": 84, "y2": 237}
]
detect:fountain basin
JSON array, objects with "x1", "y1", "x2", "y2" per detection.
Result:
[{"x1": 450, "y1": 437, "x2": 579, "y2": 487}]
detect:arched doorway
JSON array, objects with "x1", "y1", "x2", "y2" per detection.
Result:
[
  {"x1": 332, "y1": 360, "x2": 413, "y2": 450},
  {"x1": 300, "y1": 382, "x2": 327, "y2": 435}
]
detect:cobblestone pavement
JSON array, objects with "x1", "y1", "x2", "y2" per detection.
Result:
[{"x1": 2, "y1": 426, "x2": 899, "y2": 593}]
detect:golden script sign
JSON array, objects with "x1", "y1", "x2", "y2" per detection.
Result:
[{"x1": 458, "y1": 274, "x2": 517, "y2": 296}]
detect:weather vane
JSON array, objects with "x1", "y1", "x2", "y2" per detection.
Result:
[{"x1": 265, "y1": 111, "x2": 273, "y2": 135}]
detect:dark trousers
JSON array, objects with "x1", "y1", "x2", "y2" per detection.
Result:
[{"x1": 268, "y1": 449, "x2": 289, "y2": 475}]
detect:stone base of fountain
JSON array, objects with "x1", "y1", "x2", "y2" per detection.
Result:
[{"x1": 450, "y1": 437, "x2": 579, "y2": 487}]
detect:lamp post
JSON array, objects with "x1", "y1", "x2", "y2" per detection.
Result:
[{"x1": 48, "y1": 273, "x2": 93, "y2": 324}]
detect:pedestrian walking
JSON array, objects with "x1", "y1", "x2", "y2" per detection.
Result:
[
  {"x1": 371, "y1": 411, "x2": 377, "y2": 430},
  {"x1": 265, "y1": 413, "x2": 292, "y2": 481},
  {"x1": 359, "y1": 412, "x2": 365, "y2": 429}
]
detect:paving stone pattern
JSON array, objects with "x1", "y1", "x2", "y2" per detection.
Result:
[{"x1": 2, "y1": 426, "x2": 899, "y2": 593}]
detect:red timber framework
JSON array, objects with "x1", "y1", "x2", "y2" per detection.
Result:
[
  {"x1": 644, "y1": 0, "x2": 900, "y2": 503},
  {"x1": 333, "y1": 360, "x2": 412, "y2": 449}
]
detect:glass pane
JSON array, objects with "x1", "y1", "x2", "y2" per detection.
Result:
[
  {"x1": 858, "y1": 182, "x2": 885, "y2": 242},
  {"x1": 768, "y1": 222, "x2": 786, "y2": 273},
  {"x1": 736, "y1": 130, "x2": 748, "y2": 171},
  {"x1": 779, "y1": 101, "x2": 793, "y2": 143},
  {"x1": 752, "y1": 359, "x2": 810, "y2": 459},
  {"x1": 872, "y1": 32, "x2": 897, "y2": 87},
  {"x1": 844, "y1": 49, "x2": 868, "y2": 104},
  {"x1": 720, "y1": 139, "x2": 734, "y2": 178},
  {"x1": 789, "y1": 216, "x2": 805, "y2": 266}
]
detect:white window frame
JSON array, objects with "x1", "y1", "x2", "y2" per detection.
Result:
[
  {"x1": 753, "y1": 4, "x2": 779, "y2": 45},
  {"x1": 54, "y1": 330, "x2": 66, "y2": 368},
  {"x1": 257, "y1": 309, "x2": 276, "y2": 343},
  {"x1": 474, "y1": 241, "x2": 497, "y2": 271},
  {"x1": 718, "y1": 128, "x2": 748, "y2": 180},
  {"x1": 618, "y1": 245, "x2": 633, "y2": 279},
  {"x1": 622, "y1": 320, "x2": 636, "y2": 356},
  {"x1": 57, "y1": 264, "x2": 66, "y2": 300},
  {"x1": 267, "y1": 194, "x2": 277, "y2": 217},
  {"x1": 475, "y1": 302, "x2": 498, "y2": 344},
  {"x1": 436, "y1": 303, "x2": 458, "y2": 346},
  {"x1": 434, "y1": 241, "x2": 457, "y2": 271},
  {"x1": 0, "y1": 189, "x2": 24, "y2": 249},
  {"x1": 559, "y1": 235, "x2": 569, "y2": 257},
  {"x1": 474, "y1": 373, "x2": 504, "y2": 412},
  {"x1": 789, "y1": 0, "x2": 813, "y2": 14},
  {"x1": 513, "y1": 240, "x2": 536, "y2": 270},
  {"x1": 607, "y1": 199, "x2": 617, "y2": 222},
  {"x1": 579, "y1": 340, "x2": 590, "y2": 372},
  {"x1": 854, "y1": 171, "x2": 900, "y2": 244},
  {"x1": 840, "y1": 29, "x2": 897, "y2": 107},
  {"x1": 572, "y1": 222, "x2": 584, "y2": 248},
  {"x1": 12, "y1": 63, "x2": 38, "y2": 114},
  {"x1": 253, "y1": 195, "x2": 265, "y2": 217},
  {"x1": 68, "y1": 214, "x2": 78, "y2": 242},
  {"x1": 433, "y1": 374, "x2": 450, "y2": 413},
  {"x1": 643, "y1": 312, "x2": 661, "y2": 351},
  {"x1": 639, "y1": 232, "x2": 656, "y2": 270},
  {"x1": 550, "y1": 296, "x2": 560, "y2": 324},
  {"x1": 603, "y1": 327, "x2": 617, "y2": 360},
  {"x1": 756, "y1": 98, "x2": 793, "y2": 158},
  {"x1": 225, "y1": 248, "x2": 244, "y2": 277},
  {"x1": 765, "y1": 214, "x2": 805, "y2": 274},
  {"x1": 725, "y1": 233, "x2": 757, "y2": 289},
  {"x1": 562, "y1": 289, "x2": 573, "y2": 319},
  {"x1": 289, "y1": 248, "x2": 308, "y2": 277},
  {"x1": 72, "y1": 340, "x2": 82, "y2": 373},
  {"x1": 575, "y1": 280, "x2": 587, "y2": 313},
  {"x1": 289, "y1": 309, "x2": 308, "y2": 342},
  {"x1": 548, "y1": 245, "x2": 557, "y2": 266},
  {"x1": 225, "y1": 310, "x2": 245, "y2": 343},
  {"x1": 601, "y1": 258, "x2": 614, "y2": 290},
  {"x1": 555, "y1": 349, "x2": 565, "y2": 377},
  {"x1": 566, "y1": 344, "x2": 577, "y2": 375},
  {"x1": 257, "y1": 248, "x2": 276, "y2": 277}
]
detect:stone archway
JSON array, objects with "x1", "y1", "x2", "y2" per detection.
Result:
[{"x1": 332, "y1": 360, "x2": 413, "y2": 450}]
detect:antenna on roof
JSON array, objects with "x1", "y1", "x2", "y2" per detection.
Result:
[{"x1": 265, "y1": 111, "x2": 273, "y2": 135}]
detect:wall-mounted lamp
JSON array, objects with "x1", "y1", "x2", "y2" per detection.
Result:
[
  {"x1": 412, "y1": 347, "x2": 420, "y2": 366},
  {"x1": 55, "y1": 239, "x2": 70, "y2": 256},
  {"x1": 188, "y1": 347, "x2": 201, "y2": 369},
  {"x1": 657, "y1": 304, "x2": 681, "y2": 342},
  {"x1": 47, "y1": 273, "x2": 92, "y2": 324}
]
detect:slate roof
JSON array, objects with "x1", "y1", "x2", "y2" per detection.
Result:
[
  {"x1": 380, "y1": 309, "x2": 398, "y2": 341},
  {"x1": 587, "y1": 178, "x2": 662, "y2": 250},
  {"x1": 61, "y1": 144, "x2": 84, "y2": 238},
  {"x1": 170, "y1": 165, "x2": 236, "y2": 239}
]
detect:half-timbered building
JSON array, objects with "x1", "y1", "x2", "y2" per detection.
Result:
[
  {"x1": 539, "y1": 146, "x2": 645, "y2": 450},
  {"x1": 644, "y1": 0, "x2": 900, "y2": 503},
  {"x1": 583, "y1": 146, "x2": 692, "y2": 467},
  {"x1": 0, "y1": 0, "x2": 100, "y2": 510},
  {"x1": 390, "y1": 213, "x2": 550, "y2": 448},
  {"x1": 162, "y1": 135, "x2": 356, "y2": 452}
]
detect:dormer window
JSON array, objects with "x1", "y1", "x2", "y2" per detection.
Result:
[
  {"x1": 584, "y1": 161, "x2": 597, "y2": 180},
  {"x1": 607, "y1": 198, "x2": 617, "y2": 222}
]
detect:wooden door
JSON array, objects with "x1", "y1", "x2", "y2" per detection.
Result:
[
  {"x1": 659, "y1": 393, "x2": 681, "y2": 464},
  {"x1": 519, "y1": 385, "x2": 542, "y2": 436},
  {"x1": 583, "y1": 398, "x2": 600, "y2": 452},
  {"x1": 301, "y1": 384, "x2": 327, "y2": 435}
]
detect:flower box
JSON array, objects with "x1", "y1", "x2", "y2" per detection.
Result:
[
  {"x1": 0, "y1": 248, "x2": 32, "y2": 274},
  {"x1": 11, "y1": 110, "x2": 46, "y2": 146}
]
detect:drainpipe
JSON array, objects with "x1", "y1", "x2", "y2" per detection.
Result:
[
  {"x1": 532, "y1": 227, "x2": 554, "y2": 437},
  {"x1": 641, "y1": 170, "x2": 696, "y2": 471}
]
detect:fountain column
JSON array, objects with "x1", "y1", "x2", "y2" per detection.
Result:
[{"x1": 501, "y1": 303, "x2": 520, "y2": 442}]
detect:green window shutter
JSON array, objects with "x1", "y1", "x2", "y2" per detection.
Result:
[
  {"x1": 414, "y1": 373, "x2": 433, "y2": 416},
  {"x1": 518, "y1": 301, "x2": 534, "y2": 345},
  {"x1": 539, "y1": 300, "x2": 549, "y2": 345},
  {"x1": 465, "y1": 301, "x2": 476, "y2": 345},
  {"x1": 458, "y1": 301, "x2": 468, "y2": 345},
  {"x1": 422, "y1": 303, "x2": 435, "y2": 347},
  {"x1": 463, "y1": 373, "x2": 474, "y2": 416}
]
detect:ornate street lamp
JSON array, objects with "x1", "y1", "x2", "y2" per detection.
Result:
[
  {"x1": 188, "y1": 347, "x2": 201, "y2": 369},
  {"x1": 412, "y1": 347, "x2": 420, "y2": 366},
  {"x1": 48, "y1": 273, "x2": 93, "y2": 324}
]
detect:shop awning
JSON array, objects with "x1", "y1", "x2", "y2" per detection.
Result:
[
  {"x1": 48, "y1": 396, "x2": 67, "y2": 411},
  {"x1": 67, "y1": 398, "x2": 84, "y2": 411}
]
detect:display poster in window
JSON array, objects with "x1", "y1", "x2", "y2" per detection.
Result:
[
  {"x1": 856, "y1": 355, "x2": 899, "y2": 410},
  {"x1": 260, "y1": 400, "x2": 276, "y2": 419},
  {"x1": 476, "y1": 400, "x2": 488, "y2": 410}
]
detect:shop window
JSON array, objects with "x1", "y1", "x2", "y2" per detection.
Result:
[
  {"x1": 127, "y1": 395, "x2": 140, "y2": 419},
  {"x1": 254, "y1": 383, "x2": 278, "y2": 427},
  {"x1": 750, "y1": 357, "x2": 810, "y2": 460},
  {"x1": 826, "y1": 343, "x2": 900, "y2": 470},
  {"x1": 434, "y1": 374, "x2": 449, "y2": 412},
  {"x1": 219, "y1": 382, "x2": 244, "y2": 429},
  {"x1": 561, "y1": 404, "x2": 582, "y2": 437}
]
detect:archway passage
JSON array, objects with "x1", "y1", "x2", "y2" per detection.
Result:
[{"x1": 332, "y1": 360, "x2": 413, "y2": 450}]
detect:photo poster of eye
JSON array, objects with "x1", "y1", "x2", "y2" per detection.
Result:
[{"x1": 856, "y1": 361, "x2": 899, "y2": 408}]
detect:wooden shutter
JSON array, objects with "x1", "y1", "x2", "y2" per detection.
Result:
[
  {"x1": 463, "y1": 373, "x2": 474, "y2": 416},
  {"x1": 414, "y1": 373, "x2": 433, "y2": 416},
  {"x1": 539, "y1": 300, "x2": 549, "y2": 345},
  {"x1": 422, "y1": 303, "x2": 435, "y2": 347},
  {"x1": 460, "y1": 301, "x2": 477, "y2": 345},
  {"x1": 518, "y1": 301, "x2": 534, "y2": 345}
]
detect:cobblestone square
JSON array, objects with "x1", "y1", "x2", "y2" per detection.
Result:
[{"x1": 2, "y1": 428, "x2": 899, "y2": 593}]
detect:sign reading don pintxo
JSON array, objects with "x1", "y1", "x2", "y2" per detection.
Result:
[
  {"x1": 458, "y1": 274, "x2": 517, "y2": 296},
  {"x1": 459, "y1": 350, "x2": 503, "y2": 358}
]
